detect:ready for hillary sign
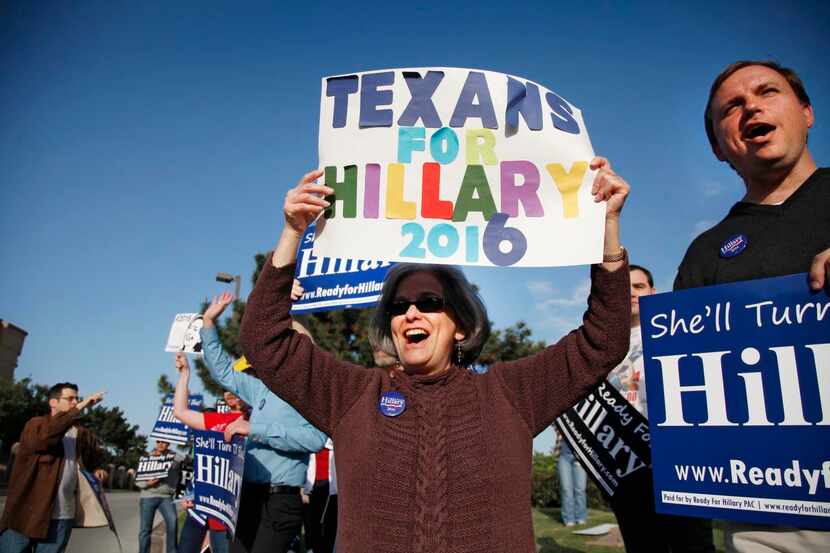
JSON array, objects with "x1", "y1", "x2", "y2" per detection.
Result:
[
  {"x1": 639, "y1": 274, "x2": 830, "y2": 529},
  {"x1": 150, "y1": 394, "x2": 203, "y2": 445},
  {"x1": 135, "y1": 452, "x2": 177, "y2": 482},
  {"x1": 555, "y1": 381, "x2": 651, "y2": 497},
  {"x1": 291, "y1": 222, "x2": 393, "y2": 313},
  {"x1": 314, "y1": 68, "x2": 602, "y2": 268}
]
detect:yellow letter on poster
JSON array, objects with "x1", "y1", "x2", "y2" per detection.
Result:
[
  {"x1": 386, "y1": 163, "x2": 416, "y2": 219},
  {"x1": 465, "y1": 129, "x2": 497, "y2": 165},
  {"x1": 546, "y1": 161, "x2": 587, "y2": 218}
]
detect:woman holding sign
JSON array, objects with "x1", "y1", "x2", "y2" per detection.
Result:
[{"x1": 240, "y1": 159, "x2": 630, "y2": 553}]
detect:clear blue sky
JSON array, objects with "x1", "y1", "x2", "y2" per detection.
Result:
[{"x1": 2, "y1": 1, "x2": 828, "y2": 453}]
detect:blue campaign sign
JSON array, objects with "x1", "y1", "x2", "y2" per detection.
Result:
[
  {"x1": 149, "y1": 394, "x2": 203, "y2": 445},
  {"x1": 192, "y1": 430, "x2": 246, "y2": 535},
  {"x1": 291, "y1": 223, "x2": 393, "y2": 313},
  {"x1": 640, "y1": 273, "x2": 830, "y2": 529}
]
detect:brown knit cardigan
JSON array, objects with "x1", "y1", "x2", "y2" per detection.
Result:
[{"x1": 240, "y1": 260, "x2": 630, "y2": 553}]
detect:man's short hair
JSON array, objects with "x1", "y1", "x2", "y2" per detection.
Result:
[
  {"x1": 630, "y1": 264, "x2": 654, "y2": 288},
  {"x1": 48, "y1": 382, "x2": 78, "y2": 400},
  {"x1": 704, "y1": 60, "x2": 811, "y2": 151}
]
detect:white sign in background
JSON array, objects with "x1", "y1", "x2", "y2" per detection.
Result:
[
  {"x1": 165, "y1": 313, "x2": 204, "y2": 355},
  {"x1": 316, "y1": 67, "x2": 603, "y2": 268}
]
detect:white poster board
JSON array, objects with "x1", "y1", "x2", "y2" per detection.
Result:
[
  {"x1": 315, "y1": 67, "x2": 603, "y2": 268},
  {"x1": 165, "y1": 313, "x2": 204, "y2": 355}
]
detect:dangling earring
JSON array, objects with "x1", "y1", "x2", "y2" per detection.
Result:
[{"x1": 455, "y1": 341, "x2": 464, "y2": 366}]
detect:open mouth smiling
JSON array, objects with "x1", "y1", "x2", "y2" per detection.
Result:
[
  {"x1": 742, "y1": 122, "x2": 776, "y2": 141},
  {"x1": 405, "y1": 328, "x2": 429, "y2": 344}
]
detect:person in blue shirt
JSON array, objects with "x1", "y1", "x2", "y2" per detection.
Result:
[{"x1": 200, "y1": 291, "x2": 327, "y2": 553}]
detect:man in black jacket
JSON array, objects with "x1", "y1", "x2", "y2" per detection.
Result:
[{"x1": 675, "y1": 60, "x2": 829, "y2": 551}]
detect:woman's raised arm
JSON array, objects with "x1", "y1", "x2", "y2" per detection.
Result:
[
  {"x1": 240, "y1": 171, "x2": 375, "y2": 436},
  {"x1": 494, "y1": 157, "x2": 632, "y2": 435},
  {"x1": 172, "y1": 353, "x2": 206, "y2": 430}
]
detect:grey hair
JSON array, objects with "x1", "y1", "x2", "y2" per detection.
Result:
[{"x1": 369, "y1": 263, "x2": 491, "y2": 366}]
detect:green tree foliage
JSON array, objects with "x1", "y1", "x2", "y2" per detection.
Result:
[
  {"x1": 299, "y1": 310, "x2": 376, "y2": 366},
  {"x1": 532, "y1": 450, "x2": 560, "y2": 508},
  {"x1": 479, "y1": 321, "x2": 546, "y2": 366},
  {"x1": 83, "y1": 405, "x2": 148, "y2": 467},
  {"x1": 0, "y1": 378, "x2": 147, "y2": 467},
  {"x1": 0, "y1": 378, "x2": 49, "y2": 455},
  {"x1": 252, "y1": 252, "x2": 268, "y2": 286},
  {"x1": 157, "y1": 374, "x2": 174, "y2": 401}
]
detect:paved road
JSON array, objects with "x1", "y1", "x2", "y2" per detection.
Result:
[{"x1": 1, "y1": 491, "x2": 174, "y2": 553}]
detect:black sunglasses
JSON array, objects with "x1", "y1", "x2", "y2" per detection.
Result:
[{"x1": 387, "y1": 296, "x2": 445, "y2": 317}]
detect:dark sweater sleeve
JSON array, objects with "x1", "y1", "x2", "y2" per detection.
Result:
[
  {"x1": 493, "y1": 260, "x2": 631, "y2": 436},
  {"x1": 240, "y1": 259, "x2": 375, "y2": 436}
]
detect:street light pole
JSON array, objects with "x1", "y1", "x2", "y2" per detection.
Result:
[{"x1": 215, "y1": 272, "x2": 241, "y2": 300}]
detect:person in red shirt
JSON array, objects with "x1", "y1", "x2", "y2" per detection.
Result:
[
  {"x1": 202, "y1": 395, "x2": 246, "y2": 435},
  {"x1": 173, "y1": 353, "x2": 248, "y2": 553}
]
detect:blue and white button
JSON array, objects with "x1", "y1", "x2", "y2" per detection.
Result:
[
  {"x1": 719, "y1": 234, "x2": 748, "y2": 258},
  {"x1": 378, "y1": 391, "x2": 406, "y2": 417}
]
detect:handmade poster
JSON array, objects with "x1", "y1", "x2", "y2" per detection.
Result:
[
  {"x1": 315, "y1": 67, "x2": 602, "y2": 268},
  {"x1": 292, "y1": 222, "x2": 393, "y2": 313},
  {"x1": 135, "y1": 452, "x2": 177, "y2": 482},
  {"x1": 149, "y1": 394, "x2": 204, "y2": 445},
  {"x1": 165, "y1": 313, "x2": 204, "y2": 355},
  {"x1": 555, "y1": 380, "x2": 651, "y2": 497},
  {"x1": 192, "y1": 430, "x2": 247, "y2": 535},
  {"x1": 640, "y1": 273, "x2": 830, "y2": 529}
]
